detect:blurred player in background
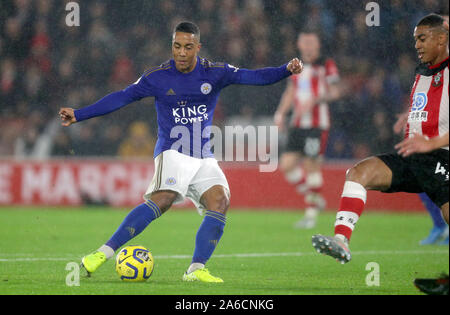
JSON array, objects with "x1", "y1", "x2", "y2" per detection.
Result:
[
  {"x1": 274, "y1": 30, "x2": 340, "y2": 229},
  {"x1": 394, "y1": 111, "x2": 448, "y2": 245},
  {"x1": 312, "y1": 14, "x2": 449, "y2": 294},
  {"x1": 59, "y1": 22, "x2": 303, "y2": 283}
]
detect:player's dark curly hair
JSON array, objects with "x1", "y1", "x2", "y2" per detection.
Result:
[
  {"x1": 417, "y1": 14, "x2": 449, "y2": 41},
  {"x1": 173, "y1": 21, "x2": 200, "y2": 41},
  {"x1": 417, "y1": 14, "x2": 445, "y2": 28}
]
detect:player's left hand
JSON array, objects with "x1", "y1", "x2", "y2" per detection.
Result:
[
  {"x1": 287, "y1": 58, "x2": 303, "y2": 75},
  {"x1": 395, "y1": 133, "x2": 434, "y2": 157},
  {"x1": 59, "y1": 107, "x2": 77, "y2": 127}
]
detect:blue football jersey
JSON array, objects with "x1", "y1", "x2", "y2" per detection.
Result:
[{"x1": 74, "y1": 57, "x2": 291, "y2": 158}]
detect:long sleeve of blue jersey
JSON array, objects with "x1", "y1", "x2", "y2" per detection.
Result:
[
  {"x1": 220, "y1": 63, "x2": 291, "y2": 87},
  {"x1": 74, "y1": 75, "x2": 155, "y2": 122}
]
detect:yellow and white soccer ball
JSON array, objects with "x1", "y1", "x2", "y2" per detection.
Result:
[{"x1": 115, "y1": 245, "x2": 154, "y2": 282}]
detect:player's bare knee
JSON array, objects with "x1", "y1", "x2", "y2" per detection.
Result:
[
  {"x1": 345, "y1": 157, "x2": 390, "y2": 190},
  {"x1": 202, "y1": 191, "x2": 229, "y2": 215},
  {"x1": 149, "y1": 191, "x2": 177, "y2": 213},
  {"x1": 345, "y1": 164, "x2": 368, "y2": 187},
  {"x1": 279, "y1": 159, "x2": 294, "y2": 174},
  {"x1": 279, "y1": 163, "x2": 290, "y2": 174},
  {"x1": 201, "y1": 185, "x2": 230, "y2": 215},
  {"x1": 209, "y1": 193, "x2": 230, "y2": 215},
  {"x1": 279, "y1": 153, "x2": 300, "y2": 174},
  {"x1": 151, "y1": 199, "x2": 171, "y2": 213}
]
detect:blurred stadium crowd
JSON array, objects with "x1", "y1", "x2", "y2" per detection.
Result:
[{"x1": 0, "y1": 0, "x2": 448, "y2": 160}]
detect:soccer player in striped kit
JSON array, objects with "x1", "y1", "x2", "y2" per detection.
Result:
[
  {"x1": 312, "y1": 14, "x2": 449, "y2": 273},
  {"x1": 59, "y1": 22, "x2": 303, "y2": 282},
  {"x1": 394, "y1": 108, "x2": 448, "y2": 245},
  {"x1": 274, "y1": 30, "x2": 341, "y2": 229}
]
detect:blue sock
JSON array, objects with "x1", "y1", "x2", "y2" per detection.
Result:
[
  {"x1": 419, "y1": 193, "x2": 446, "y2": 229},
  {"x1": 192, "y1": 210, "x2": 226, "y2": 265},
  {"x1": 105, "y1": 200, "x2": 161, "y2": 251}
]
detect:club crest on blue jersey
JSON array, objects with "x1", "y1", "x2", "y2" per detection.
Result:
[{"x1": 201, "y1": 83, "x2": 212, "y2": 95}]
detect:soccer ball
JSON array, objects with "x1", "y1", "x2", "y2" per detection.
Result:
[{"x1": 115, "y1": 245, "x2": 154, "y2": 282}]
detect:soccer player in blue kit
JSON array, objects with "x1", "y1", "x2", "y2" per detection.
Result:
[{"x1": 59, "y1": 22, "x2": 303, "y2": 282}]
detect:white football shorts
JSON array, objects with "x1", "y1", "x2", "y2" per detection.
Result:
[{"x1": 144, "y1": 150, "x2": 230, "y2": 215}]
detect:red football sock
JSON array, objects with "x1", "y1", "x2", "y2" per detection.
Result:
[{"x1": 334, "y1": 181, "x2": 367, "y2": 241}]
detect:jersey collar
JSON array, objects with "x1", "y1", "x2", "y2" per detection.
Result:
[
  {"x1": 416, "y1": 57, "x2": 449, "y2": 76},
  {"x1": 171, "y1": 56, "x2": 200, "y2": 75}
]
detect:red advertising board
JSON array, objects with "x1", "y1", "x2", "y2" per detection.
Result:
[{"x1": 0, "y1": 159, "x2": 423, "y2": 211}]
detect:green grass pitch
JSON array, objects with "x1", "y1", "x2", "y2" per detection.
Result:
[{"x1": 0, "y1": 207, "x2": 448, "y2": 295}]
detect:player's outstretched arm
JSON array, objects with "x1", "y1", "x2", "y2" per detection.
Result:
[
  {"x1": 59, "y1": 75, "x2": 155, "y2": 125},
  {"x1": 225, "y1": 58, "x2": 303, "y2": 87},
  {"x1": 395, "y1": 132, "x2": 449, "y2": 157},
  {"x1": 57, "y1": 91, "x2": 132, "y2": 126}
]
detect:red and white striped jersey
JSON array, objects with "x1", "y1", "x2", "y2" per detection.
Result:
[
  {"x1": 406, "y1": 57, "x2": 449, "y2": 150},
  {"x1": 290, "y1": 58, "x2": 339, "y2": 130}
]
